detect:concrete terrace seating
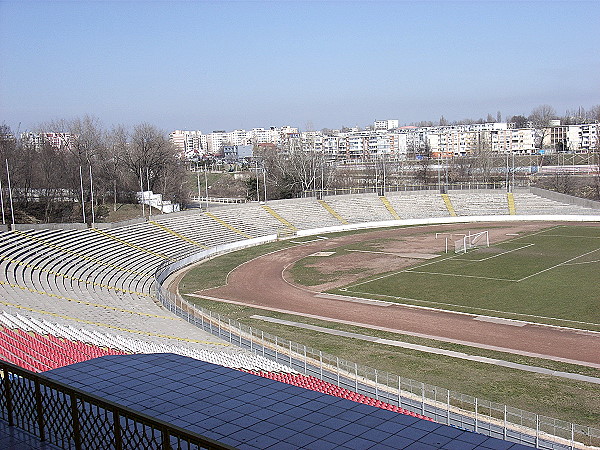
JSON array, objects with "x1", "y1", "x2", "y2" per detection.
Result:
[
  {"x1": 512, "y1": 191, "x2": 600, "y2": 215},
  {"x1": 149, "y1": 211, "x2": 247, "y2": 248},
  {"x1": 447, "y1": 190, "x2": 510, "y2": 216},
  {"x1": 204, "y1": 204, "x2": 284, "y2": 238},
  {"x1": 323, "y1": 193, "x2": 397, "y2": 223},
  {"x1": 385, "y1": 190, "x2": 450, "y2": 219},
  {"x1": 265, "y1": 197, "x2": 343, "y2": 230}
]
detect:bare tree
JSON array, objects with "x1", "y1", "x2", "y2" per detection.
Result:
[{"x1": 529, "y1": 105, "x2": 556, "y2": 150}]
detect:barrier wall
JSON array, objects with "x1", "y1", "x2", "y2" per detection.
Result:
[
  {"x1": 529, "y1": 187, "x2": 600, "y2": 210},
  {"x1": 11, "y1": 222, "x2": 88, "y2": 231}
]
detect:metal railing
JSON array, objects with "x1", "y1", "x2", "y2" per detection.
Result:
[
  {"x1": 301, "y1": 181, "x2": 531, "y2": 198},
  {"x1": 0, "y1": 360, "x2": 233, "y2": 450},
  {"x1": 154, "y1": 237, "x2": 600, "y2": 450}
]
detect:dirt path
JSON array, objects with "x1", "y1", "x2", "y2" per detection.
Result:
[{"x1": 193, "y1": 222, "x2": 600, "y2": 366}]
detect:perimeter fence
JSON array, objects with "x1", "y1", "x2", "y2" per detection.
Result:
[{"x1": 154, "y1": 234, "x2": 600, "y2": 450}]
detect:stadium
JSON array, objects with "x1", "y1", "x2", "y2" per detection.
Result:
[{"x1": 1, "y1": 187, "x2": 599, "y2": 449}]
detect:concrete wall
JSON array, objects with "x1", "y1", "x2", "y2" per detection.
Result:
[
  {"x1": 94, "y1": 217, "x2": 147, "y2": 229},
  {"x1": 529, "y1": 187, "x2": 600, "y2": 210},
  {"x1": 11, "y1": 222, "x2": 88, "y2": 231}
]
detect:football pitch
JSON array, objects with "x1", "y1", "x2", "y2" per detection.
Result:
[{"x1": 336, "y1": 225, "x2": 600, "y2": 330}]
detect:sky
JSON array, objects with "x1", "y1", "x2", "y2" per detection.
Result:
[{"x1": 1, "y1": 0, "x2": 599, "y2": 133}]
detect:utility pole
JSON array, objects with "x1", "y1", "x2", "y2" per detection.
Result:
[
  {"x1": 5, "y1": 160, "x2": 15, "y2": 226},
  {"x1": 255, "y1": 160, "x2": 260, "y2": 202},
  {"x1": 263, "y1": 164, "x2": 267, "y2": 203},
  {"x1": 89, "y1": 165, "x2": 95, "y2": 226},
  {"x1": 79, "y1": 165, "x2": 86, "y2": 224},
  {"x1": 0, "y1": 173, "x2": 5, "y2": 225},
  {"x1": 139, "y1": 167, "x2": 145, "y2": 218},
  {"x1": 204, "y1": 163, "x2": 209, "y2": 210}
]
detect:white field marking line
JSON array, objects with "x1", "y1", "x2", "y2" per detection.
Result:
[
  {"x1": 538, "y1": 234, "x2": 600, "y2": 239},
  {"x1": 346, "y1": 249, "x2": 436, "y2": 258},
  {"x1": 289, "y1": 236, "x2": 328, "y2": 244},
  {"x1": 250, "y1": 315, "x2": 600, "y2": 381},
  {"x1": 516, "y1": 246, "x2": 600, "y2": 283},
  {"x1": 455, "y1": 243, "x2": 535, "y2": 262},
  {"x1": 337, "y1": 287, "x2": 600, "y2": 329},
  {"x1": 564, "y1": 259, "x2": 600, "y2": 266},
  {"x1": 402, "y1": 270, "x2": 516, "y2": 282}
]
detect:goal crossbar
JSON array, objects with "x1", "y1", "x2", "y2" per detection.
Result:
[{"x1": 454, "y1": 230, "x2": 489, "y2": 254}]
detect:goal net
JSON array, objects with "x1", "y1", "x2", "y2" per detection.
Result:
[{"x1": 454, "y1": 230, "x2": 489, "y2": 254}]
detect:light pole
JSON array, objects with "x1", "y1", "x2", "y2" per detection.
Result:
[
  {"x1": 89, "y1": 165, "x2": 95, "y2": 226},
  {"x1": 0, "y1": 172, "x2": 5, "y2": 225},
  {"x1": 5, "y1": 160, "x2": 14, "y2": 226},
  {"x1": 262, "y1": 164, "x2": 267, "y2": 203},
  {"x1": 79, "y1": 165, "x2": 86, "y2": 224}
]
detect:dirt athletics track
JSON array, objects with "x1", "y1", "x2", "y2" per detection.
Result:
[{"x1": 188, "y1": 222, "x2": 600, "y2": 367}]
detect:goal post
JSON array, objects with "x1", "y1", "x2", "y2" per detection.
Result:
[{"x1": 454, "y1": 230, "x2": 489, "y2": 254}]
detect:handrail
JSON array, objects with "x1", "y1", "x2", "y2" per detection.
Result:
[{"x1": 0, "y1": 359, "x2": 234, "y2": 450}]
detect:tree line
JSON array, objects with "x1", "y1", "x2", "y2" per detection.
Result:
[{"x1": 0, "y1": 116, "x2": 189, "y2": 224}]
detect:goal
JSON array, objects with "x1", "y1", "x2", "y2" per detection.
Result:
[{"x1": 454, "y1": 230, "x2": 489, "y2": 254}]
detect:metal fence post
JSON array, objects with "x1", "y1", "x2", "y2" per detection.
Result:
[
  {"x1": 570, "y1": 423, "x2": 574, "y2": 449},
  {"x1": 336, "y1": 357, "x2": 340, "y2": 386},
  {"x1": 447, "y1": 390, "x2": 450, "y2": 426},
  {"x1": 114, "y1": 410, "x2": 123, "y2": 450},
  {"x1": 304, "y1": 346, "x2": 307, "y2": 375},
  {"x1": 535, "y1": 414, "x2": 539, "y2": 448},
  {"x1": 375, "y1": 370, "x2": 378, "y2": 400},
  {"x1": 35, "y1": 379, "x2": 45, "y2": 441},
  {"x1": 228, "y1": 319, "x2": 232, "y2": 343},
  {"x1": 504, "y1": 405, "x2": 507, "y2": 441},
  {"x1": 289, "y1": 341, "x2": 292, "y2": 368},
  {"x1": 3, "y1": 367, "x2": 14, "y2": 426},
  {"x1": 262, "y1": 331, "x2": 264, "y2": 358},
  {"x1": 319, "y1": 351, "x2": 323, "y2": 379},
  {"x1": 275, "y1": 336, "x2": 278, "y2": 363},
  {"x1": 355, "y1": 363, "x2": 358, "y2": 392},
  {"x1": 398, "y1": 376, "x2": 402, "y2": 409},
  {"x1": 161, "y1": 427, "x2": 171, "y2": 450},
  {"x1": 475, "y1": 397, "x2": 478, "y2": 433},
  {"x1": 421, "y1": 383, "x2": 425, "y2": 416},
  {"x1": 70, "y1": 394, "x2": 82, "y2": 450},
  {"x1": 249, "y1": 327, "x2": 252, "y2": 353}
]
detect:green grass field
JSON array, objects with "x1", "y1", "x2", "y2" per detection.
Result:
[{"x1": 333, "y1": 225, "x2": 600, "y2": 330}]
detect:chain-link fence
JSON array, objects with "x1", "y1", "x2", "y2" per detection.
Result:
[{"x1": 154, "y1": 246, "x2": 599, "y2": 450}]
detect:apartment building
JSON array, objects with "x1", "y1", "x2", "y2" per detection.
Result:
[
  {"x1": 374, "y1": 119, "x2": 399, "y2": 131},
  {"x1": 543, "y1": 123, "x2": 599, "y2": 152},
  {"x1": 20, "y1": 132, "x2": 73, "y2": 151},
  {"x1": 169, "y1": 130, "x2": 207, "y2": 159},
  {"x1": 171, "y1": 121, "x2": 597, "y2": 161}
]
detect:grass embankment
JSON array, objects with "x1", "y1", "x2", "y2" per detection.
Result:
[
  {"x1": 100, "y1": 203, "x2": 162, "y2": 223},
  {"x1": 178, "y1": 228, "x2": 600, "y2": 427}
]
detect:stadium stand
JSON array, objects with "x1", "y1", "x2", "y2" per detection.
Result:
[{"x1": 2, "y1": 188, "x2": 599, "y2": 449}]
